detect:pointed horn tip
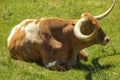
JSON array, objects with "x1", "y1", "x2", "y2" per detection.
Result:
[
  {"x1": 112, "y1": 0, "x2": 116, "y2": 7},
  {"x1": 94, "y1": 0, "x2": 116, "y2": 20}
]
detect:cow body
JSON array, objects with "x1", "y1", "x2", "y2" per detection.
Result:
[
  {"x1": 7, "y1": 17, "x2": 106, "y2": 71},
  {"x1": 7, "y1": 0, "x2": 115, "y2": 71}
]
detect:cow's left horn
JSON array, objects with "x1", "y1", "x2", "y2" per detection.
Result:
[
  {"x1": 74, "y1": 18, "x2": 98, "y2": 41},
  {"x1": 94, "y1": 0, "x2": 115, "y2": 20}
]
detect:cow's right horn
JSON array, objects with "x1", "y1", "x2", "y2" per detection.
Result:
[
  {"x1": 94, "y1": 0, "x2": 115, "y2": 20},
  {"x1": 74, "y1": 18, "x2": 98, "y2": 41}
]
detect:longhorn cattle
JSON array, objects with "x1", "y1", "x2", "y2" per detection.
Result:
[{"x1": 7, "y1": 0, "x2": 115, "y2": 71}]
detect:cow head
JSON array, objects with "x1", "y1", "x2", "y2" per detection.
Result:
[{"x1": 74, "y1": 0, "x2": 115, "y2": 45}]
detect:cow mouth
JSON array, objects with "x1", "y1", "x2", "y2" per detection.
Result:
[{"x1": 101, "y1": 37, "x2": 110, "y2": 45}]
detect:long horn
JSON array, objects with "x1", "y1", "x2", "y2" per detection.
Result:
[
  {"x1": 74, "y1": 18, "x2": 98, "y2": 41},
  {"x1": 94, "y1": 0, "x2": 115, "y2": 20}
]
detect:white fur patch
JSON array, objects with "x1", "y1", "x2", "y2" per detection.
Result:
[
  {"x1": 45, "y1": 60, "x2": 57, "y2": 68},
  {"x1": 7, "y1": 19, "x2": 33, "y2": 44},
  {"x1": 23, "y1": 21, "x2": 39, "y2": 41},
  {"x1": 7, "y1": 24, "x2": 21, "y2": 43},
  {"x1": 21, "y1": 18, "x2": 44, "y2": 42}
]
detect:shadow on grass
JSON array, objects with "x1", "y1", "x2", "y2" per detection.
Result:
[
  {"x1": 76, "y1": 52, "x2": 120, "y2": 80},
  {"x1": 76, "y1": 57, "x2": 111, "y2": 80}
]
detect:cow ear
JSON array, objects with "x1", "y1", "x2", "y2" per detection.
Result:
[{"x1": 91, "y1": 18, "x2": 100, "y2": 28}]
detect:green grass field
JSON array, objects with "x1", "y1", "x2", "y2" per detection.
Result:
[{"x1": 0, "y1": 0, "x2": 120, "y2": 80}]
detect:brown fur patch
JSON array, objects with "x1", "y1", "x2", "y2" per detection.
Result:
[
  {"x1": 35, "y1": 19, "x2": 41, "y2": 24},
  {"x1": 81, "y1": 13, "x2": 100, "y2": 28}
]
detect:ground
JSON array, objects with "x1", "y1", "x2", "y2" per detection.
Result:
[{"x1": 0, "y1": 0, "x2": 120, "y2": 80}]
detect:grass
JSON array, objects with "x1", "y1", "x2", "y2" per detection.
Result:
[{"x1": 0, "y1": 0, "x2": 120, "y2": 80}]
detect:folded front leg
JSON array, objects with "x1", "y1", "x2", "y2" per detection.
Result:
[
  {"x1": 42, "y1": 54, "x2": 69, "y2": 71},
  {"x1": 45, "y1": 60, "x2": 69, "y2": 71},
  {"x1": 77, "y1": 50, "x2": 88, "y2": 62}
]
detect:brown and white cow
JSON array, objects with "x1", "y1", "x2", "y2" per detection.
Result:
[{"x1": 7, "y1": 0, "x2": 115, "y2": 71}]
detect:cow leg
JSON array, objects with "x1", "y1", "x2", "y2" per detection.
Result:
[
  {"x1": 42, "y1": 54, "x2": 69, "y2": 71},
  {"x1": 47, "y1": 61, "x2": 69, "y2": 71},
  {"x1": 45, "y1": 61, "x2": 69, "y2": 71},
  {"x1": 77, "y1": 50, "x2": 88, "y2": 62}
]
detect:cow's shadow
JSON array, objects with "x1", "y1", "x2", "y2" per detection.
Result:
[
  {"x1": 76, "y1": 52, "x2": 119, "y2": 80},
  {"x1": 76, "y1": 57, "x2": 111, "y2": 80}
]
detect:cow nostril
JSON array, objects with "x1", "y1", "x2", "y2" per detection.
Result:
[{"x1": 105, "y1": 37, "x2": 110, "y2": 42}]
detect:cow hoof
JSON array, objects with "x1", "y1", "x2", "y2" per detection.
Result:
[
  {"x1": 77, "y1": 54, "x2": 88, "y2": 62},
  {"x1": 48, "y1": 63, "x2": 69, "y2": 71}
]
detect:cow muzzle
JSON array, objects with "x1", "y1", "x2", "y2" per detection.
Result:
[{"x1": 102, "y1": 36, "x2": 110, "y2": 45}]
